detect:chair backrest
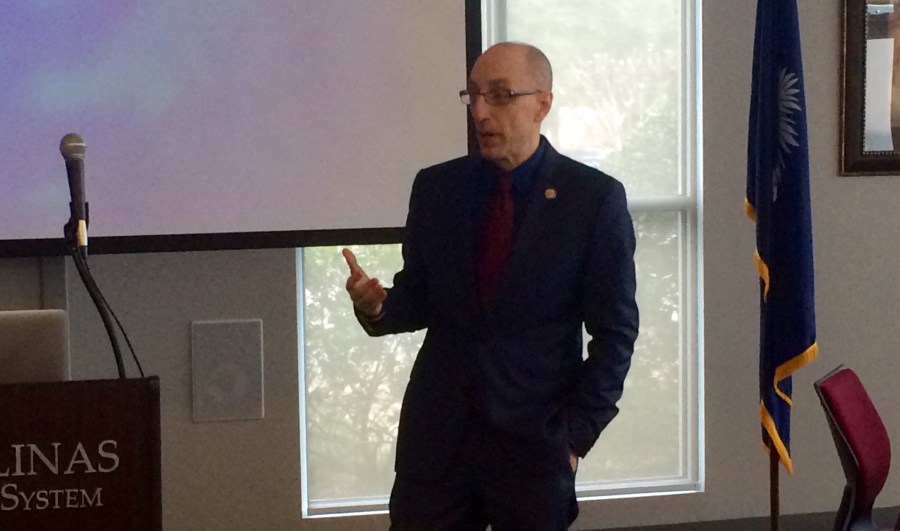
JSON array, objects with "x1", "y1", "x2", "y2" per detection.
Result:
[{"x1": 814, "y1": 365, "x2": 891, "y2": 531}]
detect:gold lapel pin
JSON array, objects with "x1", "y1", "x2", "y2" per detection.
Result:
[{"x1": 544, "y1": 188, "x2": 557, "y2": 200}]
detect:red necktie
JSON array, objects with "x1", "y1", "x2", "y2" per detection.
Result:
[{"x1": 476, "y1": 172, "x2": 514, "y2": 309}]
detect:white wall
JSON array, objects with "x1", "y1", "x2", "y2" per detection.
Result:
[{"x1": 2, "y1": 1, "x2": 898, "y2": 529}]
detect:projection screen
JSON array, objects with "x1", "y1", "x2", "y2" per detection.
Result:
[{"x1": 1, "y1": 1, "x2": 468, "y2": 252}]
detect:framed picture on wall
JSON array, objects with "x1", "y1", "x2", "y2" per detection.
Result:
[{"x1": 841, "y1": 0, "x2": 900, "y2": 175}]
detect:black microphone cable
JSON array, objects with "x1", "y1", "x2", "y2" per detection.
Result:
[{"x1": 68, "y1": 245, "x2": 145, "y2": 379}]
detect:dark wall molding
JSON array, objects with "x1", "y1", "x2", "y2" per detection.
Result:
[
  {"x1": 603, "y1": 506, "x2": 898, "y2": 531},
  {"x1": 465, "y1": 0, "x2": 482, "y2": 156},
  {"x1": 0, "y1": 227, "x2": 405, "y2": 258}
]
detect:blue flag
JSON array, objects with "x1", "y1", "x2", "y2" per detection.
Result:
[{"x1": 746, "y1": 0, "x2": 818, "y2": 474}]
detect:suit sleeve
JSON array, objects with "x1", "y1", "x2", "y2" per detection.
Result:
[
  {"x1": 567, "y1": 181, "x2": 640, "y2": 457},
  {"x1": 355, "y1": 170, "x2": 430, "y2": 336}
]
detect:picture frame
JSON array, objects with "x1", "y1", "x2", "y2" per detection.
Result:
[{"x1": 841, "y1": 0, "x2": 900, "y2": 175}]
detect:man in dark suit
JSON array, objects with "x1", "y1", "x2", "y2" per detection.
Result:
[{"x1": 344, "y1": 42, "x2": 639, "y2": 531}]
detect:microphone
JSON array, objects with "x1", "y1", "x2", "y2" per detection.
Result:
[
  {"x1": 57, "y1": 134, "x2": 129, "y2": 379},
  {"x1": 59, "y1": 133, "x2": 88, "y2": 253}
]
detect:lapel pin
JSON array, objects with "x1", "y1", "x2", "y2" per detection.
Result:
[{"x1": 544, "y1": 188, "x2": 557, "y2": 200}]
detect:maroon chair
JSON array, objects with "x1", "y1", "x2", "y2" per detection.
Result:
[{"x1": 814, "y1": 365, "x2": 895, "y2": 531}]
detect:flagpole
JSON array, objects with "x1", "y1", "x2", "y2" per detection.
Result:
[
  {"x1": 748, "y1": 0, "x2": 817, "y2": 528},
  {"x1": 769, "y1": 438, "x2": 779, "y2": 531}
]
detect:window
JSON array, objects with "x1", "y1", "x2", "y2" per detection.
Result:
[
  {"x1": 300, "y1": 0, "x2": 700, "y2": 515},
  {"x1": 300, "y1": 244, "x2": 421, "y2": 515},
  {"x1": 488, "y1": 0, "x2": 701, "y2": 497}
]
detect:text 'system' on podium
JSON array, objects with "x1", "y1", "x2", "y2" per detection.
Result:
[{"x1": 0, "y1": 377, "x2": 161, "y2": 531}]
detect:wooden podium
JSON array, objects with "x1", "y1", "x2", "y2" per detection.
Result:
[{"x1": 0, "y1": 377, "x2": 161, "y2": 530}]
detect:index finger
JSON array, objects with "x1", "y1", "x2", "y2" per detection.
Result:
[{"x1": 342, "y1": 248, "x2": 363, "y2": 276}]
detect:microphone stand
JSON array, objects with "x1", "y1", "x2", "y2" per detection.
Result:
[{"x1": 64, "y1": 204, "x2": 127, "y2": 379}]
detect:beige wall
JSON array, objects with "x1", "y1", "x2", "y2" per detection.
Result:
[{"x1": 2, "y1": 1, "x2": 898, "y2": 529}]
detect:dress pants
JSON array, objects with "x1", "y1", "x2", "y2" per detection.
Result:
[{"x1": 389, "y1": 414, "x2": 578, "y2": 531}]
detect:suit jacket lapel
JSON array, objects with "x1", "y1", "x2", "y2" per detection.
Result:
[{"x1": 455, "y1": 156, "x2": 487, "y2": 319}]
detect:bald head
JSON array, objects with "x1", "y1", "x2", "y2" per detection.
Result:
[{"x1": 485, "y1": 42, "x2": 553, "y2": 91}]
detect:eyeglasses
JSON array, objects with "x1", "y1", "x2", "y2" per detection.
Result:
[{"x1": 458, "y1": 89, "x2": 542, "y2": 106}]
